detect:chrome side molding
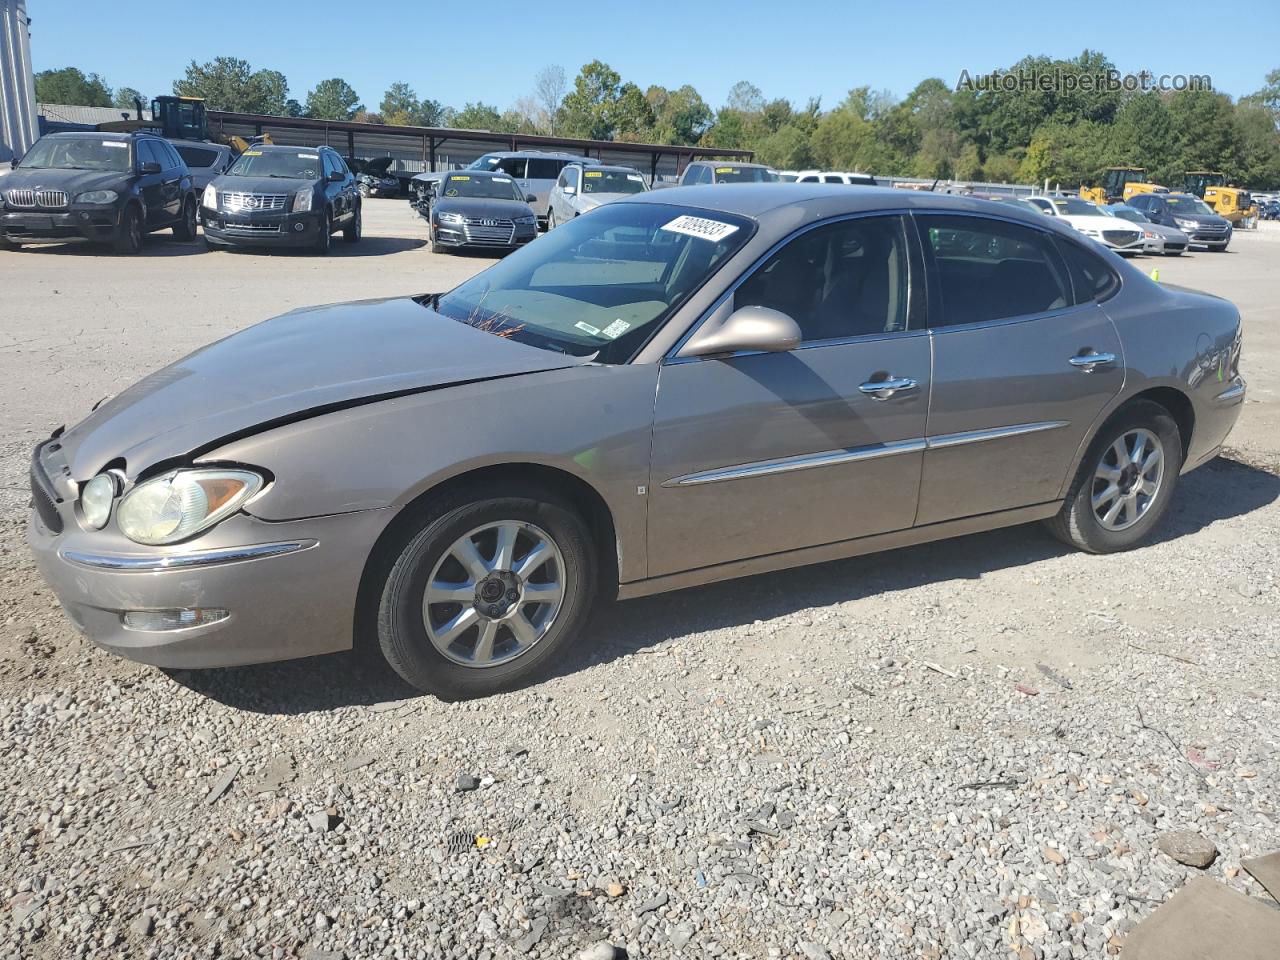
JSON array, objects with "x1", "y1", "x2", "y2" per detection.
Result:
[{"x1": 60, "y1": 540, "x2": 318, "y2": 572}]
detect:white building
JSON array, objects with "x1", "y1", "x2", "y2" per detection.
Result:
[{"x1": 0, "y1": 0, "x2": 38, "y2": 166}]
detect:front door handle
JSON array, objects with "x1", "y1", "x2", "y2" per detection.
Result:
[
  {"x1": 859, "y1": 377, "x2": 919, "y2": 400},
  {"x1": 1069, "y1": 352, "x2": 1116, "y2": 371}
]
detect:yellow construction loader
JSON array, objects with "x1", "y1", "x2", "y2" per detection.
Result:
[
  {"x1": 1184, "y1": 171, "x2": 1256, "y2": 226},
  {"x1": 97, "y1": 96, "x2": 269, "y2": 156},
  {"x1": 1079, "y1": 167, "x2": 1154, "y2": 205}
]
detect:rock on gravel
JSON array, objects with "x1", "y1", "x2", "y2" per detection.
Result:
[{"x1": 1157, "y1": 831, "x2": 1219, "y2": 868}]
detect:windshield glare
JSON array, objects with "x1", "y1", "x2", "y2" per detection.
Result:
[
  {"x1": 580, "y1": 170, "x2": 647, "y2": 195},
  {"x1": 714, "y1": 166, "x2": 779, "y2": 183},
  {"x1": 434, "y1": 202, "x2": 753, "y2": 363},
  {"x1": 439, "y1": 174, "x2": 522, "y2": 200},
  {"x1": 1167, "y1": 196, "x2": 1214, "y2": 215},
  {"x1": 20, "y1": 137, "x2": 131, "y2": 172},
  {"x1": 226, "y1": 150, "x2": 323, "y2": 180},
  {"x1": 1111, "y1": 208, "x2": 1149, "y2": 223}
]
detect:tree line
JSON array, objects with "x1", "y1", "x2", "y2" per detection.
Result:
[{"x1": 34, "y1": 52, "x2": 1280, "y2": 189}]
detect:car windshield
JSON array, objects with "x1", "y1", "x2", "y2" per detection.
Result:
[
  {"x1": 226, "y1": 150, "x2": 322, "y2": 180},
  {"x1": 1052, "y1": 197, "x2": 1100, "y2": 216},
  {"x1": 580, "y1": 170, "x2": 647, "y2": 195},
  {"x1": 1167, "y1": 196, "x2": 1215, "y2": 215},
  {"x1": 1110, "y1": 208, "x2": 1149, "y2": 223},
  {"x1": 19, "y1": 137, "x2": 131, "y2": 172},
  {"x1": 713, "y1": 166, "x2": 779, "y2": 183},
  {"x1": 439, "y1": 174, "x2": 523, "y2": 200},
  {"x1": 433, "y1": 202, "x2": 753, "y2": 363}
]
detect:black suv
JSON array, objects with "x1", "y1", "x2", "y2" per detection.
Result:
[
  {"x1": 1, "y1": 131, "x2": 198, "y2": 254},
  {"x1": 1129, "y1": 192, "x2": 1233, "y2": 250},
  {"x1": 201, "y1": 144, "x2": 360, "y2": 254}
]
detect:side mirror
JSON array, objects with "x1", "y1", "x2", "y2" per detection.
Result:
[
  {"x1": 328, "y1": 170, "x2": 344, "y2": 182},
  {"x1": 525, "y1": 193, "x2": 537, "y2": 203},
  {"x1": 140, "y1": 161, "x2": 161, "y2": 174},
  {"x1": 679, "y1": 305, "x2": 802, "y2": 358},
  {"x1": 563, "y1": 185, "x2": 576, "y2": 195},
  {"x1": 9, "y1": 157, "x2": 18, "y2": 170}
]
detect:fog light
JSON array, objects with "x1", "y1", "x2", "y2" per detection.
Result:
[
  {"x1": 293, "y1": 222, "x2": 305, "y2": 232},
  {"x1": 121, "y1": 608, "x2": 229, "y2": 632}
]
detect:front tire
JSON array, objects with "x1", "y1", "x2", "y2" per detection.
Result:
[
  {"x1": 374, "y1": 492, "x2": 597, "y2": 699},
  {"x1": 173, "y1": 197, "x2": 197, "y2": 241},
  {"x1": 547, "y1": 209, "x2": 558, "y2": 230},
  {"x1": 1046, "y1": 400, "x2": 1182, "y2": 553},
  {"x1": 313, "y1": 210, "x2": 332, "y2": 255},
  {"x1": 113, "y1": 204, "x2": 143, "y2": 255},
  {"x1": 343, "y1": 202, "x2": 362, "y2": 243}
]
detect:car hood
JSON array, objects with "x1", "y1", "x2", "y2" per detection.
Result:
[
  {"x1": 575, "y1": 192, "x2": 635, "y2": 210},
  {"x1": 432, "y1": 197, "x2": 533, "y2": 218},
  {"x1": 57, "y1": 297, "x2": 589, "y2": 480},
  {"x1": 362, "y1": 157, "x2": 394, "y2": 176},
  {"x1": 212, "y1": 174, "x2": 316, "y2": 194},
  {"x1": 1170, "y1": 211, "x2": 1231, "y2": 227},
  {"x1": 1144, "y1": 222, "x2": 1188, "y2": 239},
  {"x1": 3, "y1": 167, "x2": 126, "y2": 194}
]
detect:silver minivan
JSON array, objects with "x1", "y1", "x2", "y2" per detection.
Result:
[{"x1": 468, "y1": 151, "x2": 591, "y2": 226}]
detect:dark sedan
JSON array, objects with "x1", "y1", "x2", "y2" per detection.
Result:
[
  {"x1": 201, "y1": 144, "x2": 361, "y2": 253},
  {"x1": 428, "y1": 171, "x2": 538, "y2": 254}
]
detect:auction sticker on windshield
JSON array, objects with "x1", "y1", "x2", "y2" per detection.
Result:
[
  {"x1": 585, "y1": 171, "x2": 603, "y2": 177},
  {"x1": 299, "y1": 153, "x2": 319, "y2": 159},
  {"x1": 102, "y1": 141, "x2": 128, "y2": 149},
  {"x1": 450, "y1": 175, "x2": 470, "y2": 181},
  {"x1": 660, "y1": 215, "x2": 740, "y2": 243}
]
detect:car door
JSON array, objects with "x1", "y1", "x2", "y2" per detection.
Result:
[
  {"x1": 557, "y1": 166, "x2": 580, "y2": 219},
  {"x1": 913, "y1": 213, "x2": 1125, "y2": 526},
  {"x1": 646, "y1": 214, "x2": 931, "y2": 576},
  {"x1": 134, "y1": 141, "x2": 168, "y2": 228},
  {"x1": 159, "y1": 141, "x2": 186, "y2": 220}
]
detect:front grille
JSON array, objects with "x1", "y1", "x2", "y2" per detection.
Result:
[
  {"x1": 1193, "y1": 223, "x2": 1228, "y2": 234},
  {"x1": 220, "y1": 220, "x2": 282, "y2": 234},
  {"x1": 462, "y1": 217, "x2": 515, "y2": 245},
  {"x1": 5, "y1": 188, "x2": 68, "y2": 209},
  {"x1": 1102, "y1": 229, "x2": 1140, "y2": 245},
  {"x1": 221, "y1": 193, "x2": 287, "y2": 212},
  {"x1": 30, "y1": 454, "x2": 63, "y2": 535}
]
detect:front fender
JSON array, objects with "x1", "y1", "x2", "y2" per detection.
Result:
[{"x1": 199, "y1": 364, "x2": 660, "y2": 582}]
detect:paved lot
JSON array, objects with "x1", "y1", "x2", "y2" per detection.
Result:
[{"x1": 0, "y1": 202, "x2": 1277, "y2": 959}]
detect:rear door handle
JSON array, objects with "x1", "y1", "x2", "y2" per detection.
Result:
[
  {"x1": 858, "y1": 377, "x2": 919, "y2": 400},
  {"x1": 1069, "y1": 352, "x2": 1116, "y2": 371}
]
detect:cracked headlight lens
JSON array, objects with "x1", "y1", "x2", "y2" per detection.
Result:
[{"x1": 117, "y1": 469, "x2": 263, "y2": 545}]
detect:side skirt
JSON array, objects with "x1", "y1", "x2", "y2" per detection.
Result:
[{"x1": 616, "y1": 501, "x2": 1062, "y2": 601}]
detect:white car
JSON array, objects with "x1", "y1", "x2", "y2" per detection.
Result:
[
  {"x1": 546, "y1": 163, "x2": 648, "y2": 228},
  {"x1": 792, "y1": 170, "x2": 878, "y2": 186},
  {"x1": 1020, "y1": 196, "x2": 1144, "y2": 256}
]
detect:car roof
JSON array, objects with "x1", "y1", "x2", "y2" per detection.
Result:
[
  {"x1": 478, "y1": 150, "x2": 588, "y2": 160},
  {"x1": 445, "y1": 169, "x2": 512, "y2": 178},
  {"x1": 693, "y1": 160, "x2": 771, "y2": 169},
  {"x1": 617, "y1": 183, "x2": 1077, "y2": 229},
  {"x1": 45, "y1": 130, "x2": 134, "y2": 141},
  {"x1": 251, "y1": 143, "x2": 332, "y2": 153},
  {"x1": 568, "y1": 163, "x2": 639, "y2": 174}
]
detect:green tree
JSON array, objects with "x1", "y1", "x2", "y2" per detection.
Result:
[
  {"x1": 173, "y1": 58, "x2": 290, "y2": 114},
  {"x1": 1234, "y1": 102, "x2": 1280, "y2": 188},
  {"x1": 285, "y1": 99, "x2": 304, "y2": 118},
  {"x1": 725, "y1": 81, "x2": 764, "y2": 114},
  {"x1": 754, "y1": 124, "x2": 812, "y2": 169},
  {"x1": 380, "y1": 82, "x2": 420, "y2": 124},
  {"x1": 112, "y1": 87, "x2": 145, "y2": 113},
  {"x1": 452, "y1": 102, "x2": 504, "y2": 130},
  {"x1": 645, "y1": 84, "x2": 713, "y2": 144},
  {"x1": 418, "y1": 98, "x2": 448, "y2": 126},
  {"x1": 305, "y1": 78, "x2": 363, "y2": 120},
  {"x1": 1167, "y1": 89, "x2": 1243, "y2": 180},
  {"x1": 35, "y1": 67, "x2": 112, "y2": 106},
  {"x1": 556, "y1": 60, "x2": 652, "y2": 140}
]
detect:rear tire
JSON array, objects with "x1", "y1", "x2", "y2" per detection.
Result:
[
  {"x1": 547, "y1": 209, "x2": 558, "y2": 230},
  {"x1": 373, "y1": 490, "x2": 597, "y2": 699},
  {"x1": 173, "y1": 197, "x2": 197, "y2": 241},
  {"x1": 113, "y1": 205, "x2": 143, "y2": 255},
  {"x1": 343, "y1": 202, "x2": 362, "y2": 243},
  {"x1": 1045, "y1": 400, "x2": 1182, "y2": 554}
]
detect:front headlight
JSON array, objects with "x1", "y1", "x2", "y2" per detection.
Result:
[
  {"x1": 202, "y1": 184, "x2": 217, "y2": 208},
  {"x1": 75, "y1": 190, "x2": 118, "y2": 204},
  {"x1": 117, "y1": 469, "x2": 264, "y2": 545},
  {"x1": 293, "y1": 187, "x2": 313, "y2": 213},
  {"x1": 513, "y1": 215, "x2": 537, "y2": 225},
  {"x1": 436, "y1": 211, "x2": 463, "y2": 225},
  {"x1": 1175, "y1": 218, "x2": 1196, "y2": 230},
  {"x1": 79, "y1": 473, "x2": 117, "y2": 530}
]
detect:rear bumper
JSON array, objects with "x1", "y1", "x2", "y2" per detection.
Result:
[
  {"x1": 201, "y1": 206, "x2": 325, "y2": 247},
  {"x1": 28, "y1": 495, "x2": 391, "y2": 669},
  {"x1": 1, "y1": 207, "x2": 120, "y2": 244}
]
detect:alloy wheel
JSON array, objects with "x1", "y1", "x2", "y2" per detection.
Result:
[
  {"x1": 422, "y1": 521, "x2": 565, "y2": 667},
  {"x1": 1091, "y1": 427, "x2": 1165, "y2": 531}
]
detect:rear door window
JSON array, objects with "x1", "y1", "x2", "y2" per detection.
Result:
[
  {"x1": 917, "y1": 214, "x2": 1071, "y2": 327},
  {"x1": 495, "y1": 156, "x2": 527, "y2": 178},
  {"x1": 175, "y1": 145, "x2": 219, "y2": 169},
  {"x1": 1056, "y1": 238, "x2": 1120, "y2": 304},
  {"x1": 526, "y1": 158, "x2": 567, "y2": 180}
]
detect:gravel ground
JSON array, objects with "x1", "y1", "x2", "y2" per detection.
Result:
[{"x1": 1, "y1": 202, "x2": 1277, "y2": 959}]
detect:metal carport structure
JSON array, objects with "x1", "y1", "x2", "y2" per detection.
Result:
[{"x1": 208, "y1": 111, "x2": 753, "y2": 185}]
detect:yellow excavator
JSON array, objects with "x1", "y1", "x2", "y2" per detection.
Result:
[
  {"x1": 1183, "y1": 171, "x2": 1256, "y2": 226},
  {"x1": 96, "y1": 95, "x2": 270, "y2": 156},
  {"x1": 1079, "y1": 167, "x2": 1158, "y2": 205}
]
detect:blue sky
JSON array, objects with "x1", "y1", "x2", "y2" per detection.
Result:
[{"x1": 27, "y1": 0, "x2": 1279, "y2": 111}]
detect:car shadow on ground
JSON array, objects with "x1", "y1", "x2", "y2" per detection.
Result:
[
  {"x1": 171, "y1": 456, "x2": 1280, "y2": 715},
  {"x1": 211, "y1": 236, "x2": 427, "y2": 257},
  {"x1": 9, "y1": 238, "x2": 210, "y2": 257}
]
